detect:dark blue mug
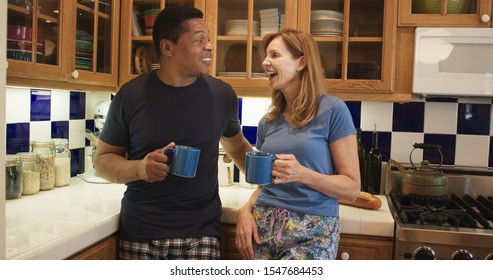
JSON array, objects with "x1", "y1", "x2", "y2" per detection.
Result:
[
  {"x1": 245, "y1": 151, "x2": 274, "y2": 185},
  {"x1": 163, "y1": 145, "x2": 200, "y2": 178}
]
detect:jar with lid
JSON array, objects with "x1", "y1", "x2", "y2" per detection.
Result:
[
  {"x1": 17, "y1": 152, "x2": 41, "y2": 195},
  {"x1": 5, "y1": 155, "x2": 23, "y2": 199},
  {"x1": 52, "y1": 138, "x2": 71, "y2": 187},
  {"x1": 31, "y1": 140, "x2": 55, "y2": 191}
]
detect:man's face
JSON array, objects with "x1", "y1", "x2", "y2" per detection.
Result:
[{"x1": 171, "y1": 18, "x2": 212, "y2": 77}]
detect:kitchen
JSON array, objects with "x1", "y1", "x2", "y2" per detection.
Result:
[{"x1": 2, "y1": 0, "x2": 493, "y2": 261}]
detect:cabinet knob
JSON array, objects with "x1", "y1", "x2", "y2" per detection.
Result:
[
  {"x1": 72, "y1": 70, "x2": 79, "y2": 79},
  {"x1": 340, "y1": 252, "x2": 350, "y2": 260},
  {"x1": 481, "y1": 14, "x2": 490, "y2": 23}
]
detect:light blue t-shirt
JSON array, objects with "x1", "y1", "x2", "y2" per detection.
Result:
[{"x1": 255, "y1": 94, "x2": 356, "y2": 217}]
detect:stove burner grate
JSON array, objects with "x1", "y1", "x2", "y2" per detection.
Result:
[{"x1": 390, "y1": 192, "x2": 493, "y2": 229}]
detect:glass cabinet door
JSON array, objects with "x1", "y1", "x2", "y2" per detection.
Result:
[
  {"x1": 299, "y1": 0, "x2": 396, "y2": 94},
  {"x1": 399, "y1": 0, "x2": 492, "y2": 26},
  {"x1": 210, "y1": 0, "x2": 297, "y2": 83},
  {"x1": 74, "y1": 0, "x2": 118, "y2": 83},
  {"x1": 7, "y1": 0, "x2": 65, "y2": 80},
  {"x1": 119, "y1": 0, "x2": 201, "y2": 85}
]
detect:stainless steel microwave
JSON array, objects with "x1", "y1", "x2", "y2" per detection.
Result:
[{"x1": 413, "y1": 28, "x2": 493, "y2": 98}]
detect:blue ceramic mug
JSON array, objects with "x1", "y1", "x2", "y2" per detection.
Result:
[
  {"x1": 163, "y1": 145, "x2": 200, "y2": 178},
  {"x1": 245, "y1": 151, "x2": 274, "y2": 185}
]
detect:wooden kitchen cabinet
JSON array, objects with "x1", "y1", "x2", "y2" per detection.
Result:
[
  {"x1": 119, "y1": 0, "x2": 206, "y2": 86},
  {"x1": 298, "y1": 0, "x2": 398, "y2": 100},
  {"x1": 220, "y1": 223, "x2": 242, "y2": 260},
  {"x1": 220, "y1": 224, "x2": 394, "y2": 260},
  {"x1": 205, "y1": 0, "x2": 404, "y2": 101},
  {"x1": 7, "y1": 0, "x2": 68, "y2": 81},
  {"x1": 337, "y1": 233, "x2": 393, "y2": 260},
  {"x1": 398, "y1": 0, "x2": 493, "y2": 27},
  {"x1": 6, "y1": 0, "x2": 120, "y2": 91},
  {"x1": 205, "y1": 0, "x2": 298, "y2": 97},
  {"x1": 67, "y1": 233, "x2": 119, "y2": 260}
]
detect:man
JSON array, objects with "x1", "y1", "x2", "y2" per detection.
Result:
[{"x1": 94, "y1": 6, "x2": 252, "y2": 260}]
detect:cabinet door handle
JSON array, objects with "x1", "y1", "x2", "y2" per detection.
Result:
[
  {"x1": 340, "y1": 252, "x2": 350, "y2": 260},
  {"x1": 481, "y1": 14, "x2": 491, "y2": 23},
  {"x1": 72, "y1": 70, "x2": 79, "y2": 79}
]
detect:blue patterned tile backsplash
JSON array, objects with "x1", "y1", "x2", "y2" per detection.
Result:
[
  {"x1": 5, "y1": 87, "x2": 493, "y2": 180},
  {"x1": 5, "y1": 87, "x2": 112, "y2": 176}
]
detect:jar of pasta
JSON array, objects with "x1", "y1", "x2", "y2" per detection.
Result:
[
  {"x1": 5, "y1": 154, "x2": 22, "y2": 199},
  {"x1": 31, "y1": 140, "x2": 56, "y2": 191},
  {"x1": 17, "y1": 152, "x2": 41, "y2": 195},
  {"x1": 52, "y1": 138, "x2": 71, "y2": 187}
]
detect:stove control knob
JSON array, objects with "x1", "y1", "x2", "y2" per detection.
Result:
[
  {"x1": 451, "y1": 250, "x2": 473, "y2": 260},
  {"x1": 413, "y1": 246, "x2": 436, "y2": 260},
  {"x1": 485, "y1": 253, "x2": 493, "y2": 260}
]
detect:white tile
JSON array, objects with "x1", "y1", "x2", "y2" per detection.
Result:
[
  {"x1": 69, "y1": 120, "x2": 87, "y2": 149},
  {"x1": 455, "y1": 135, "x2": 490, "y2": 167},
  {"x1": 85, "y1": 92, "x2": 113, "y2": 120},
  {"x1": 360, "y1": 101, "x2": 393, "y2": 132},
  {"x1": 6, "y1": 87, "x2": 31, "y2": 123},
  {"x1": 390, "y1": 132, "x2": 424, "y2": 164},
  {"x1": 241, "y1": 97, "x2": 270, "y2": 126},
  {"x1": 50, "y1": 90, "x2": 70, "y2": 121},
  {"x1": 424, "y1": 102, "x2": 457, "y2": 134},
  {"x1": 30, "y1": 121, "x2": 51, "y2": 142}
]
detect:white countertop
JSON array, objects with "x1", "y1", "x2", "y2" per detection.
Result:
[{"x1": 5, "y1": 177, "x2": 394, "y2": 260}]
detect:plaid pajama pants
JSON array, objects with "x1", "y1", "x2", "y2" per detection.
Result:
[{"x1": 119, "y1": 236, "x2": 220, "y2": 260}]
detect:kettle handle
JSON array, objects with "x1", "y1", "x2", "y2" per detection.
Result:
[{"x1": 409, "y1": 143, "x2": 443, "y2": 169}]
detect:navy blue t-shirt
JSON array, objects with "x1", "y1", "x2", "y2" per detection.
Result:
[{"x1": 99, "y1": 71, "x2": 241, "y2": 241}]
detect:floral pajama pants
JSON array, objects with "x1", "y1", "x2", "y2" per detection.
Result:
[{"x1": 253, "y1": 205, "x2": 340, "y2": 260}]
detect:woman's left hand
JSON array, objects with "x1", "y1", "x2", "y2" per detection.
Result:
[{"x1": 272, "y1": 154, "x2": 307, "y2": 184}]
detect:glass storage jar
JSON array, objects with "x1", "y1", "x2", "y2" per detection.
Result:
[
  {"x1": 5, "y1": 154, "x2": 22, "y2": 200},
  {"x1": 31, "y1": 140, "x2": 55, "y2": 191},
  {"x1": 17, "y1": 152, "x2": 41, "y2": 195},
  {"x1": 52, "y1": 138, "x2": 71, "y2": 187}
]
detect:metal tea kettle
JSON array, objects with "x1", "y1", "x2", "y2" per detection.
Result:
[{"x1": 390, "y1": 143, "x2": 448, "y2": 197}]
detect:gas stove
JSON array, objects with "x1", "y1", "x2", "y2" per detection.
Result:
[{"x1": 386, "y1": 165, "x2": 493, "y2": 260}]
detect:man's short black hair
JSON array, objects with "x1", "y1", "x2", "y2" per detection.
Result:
[{"x1": 152, "y1": 6, "x2": 204, "y2": 56}]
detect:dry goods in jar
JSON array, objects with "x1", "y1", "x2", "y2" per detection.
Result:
[{"x1": 6, "y1": 155, "x2": 22, "y2": 199}]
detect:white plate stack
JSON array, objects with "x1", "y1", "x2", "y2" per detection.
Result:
[
  {"x1": 225, "y1": 19, "x2": 260, "y2": 36},
  {"x1": 259, "y1": 8, "x2": 279, "y2": 36},
  {"x1": 280, "y1": 14, "x2": 285, "y2": 30},
  {"x1": 310, "y1": 10, "x2": 343, "y2": 36}
]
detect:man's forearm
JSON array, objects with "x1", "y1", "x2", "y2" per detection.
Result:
[{"x1": 94, "y1": 154, "x2": 143, "y2": 184}]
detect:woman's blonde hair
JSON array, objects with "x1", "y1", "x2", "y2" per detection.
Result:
[{"x1": 263, "y1": 29, "x2": 326, "y2": 128}]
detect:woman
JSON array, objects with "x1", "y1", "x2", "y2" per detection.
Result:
[{"x1": 235, "y1": 29, "x2": 360, "y2": 260}]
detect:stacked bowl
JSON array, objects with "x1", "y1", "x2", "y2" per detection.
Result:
[
  {"x1": 412, "y1": 0, "x2": 471, "y2": 14},
  {"x1": 142, "y1": 8, "x2": 160, "y2": 34},
  {"x1": 76, "y1": 30, "x2": 93, "y2": 70},
  {"x1": 259, "y1": 8, "x2": 279, "y2": 36},
  {"x1": 310, "y1": 10, "x2": 343, "y2": 37},
  {"x1": 225, "y1": 19, "x2": 259, "y2": 36},
  {"x1": 7, "y1": 24, "x2": 44, "y2": 62}
]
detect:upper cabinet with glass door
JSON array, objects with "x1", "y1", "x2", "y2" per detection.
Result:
[
  {"x1": 398, "y1": 0, "x2": 492, "y2": 27},
  {"x1": 206, "y1": 0, "x2": 297, "y2": 95},
  {"x1": 70, "y1": 0, "x2": 120, "y2": 87},
  {"x1": 298, "y1": 0, "x2": 397, "y2": 96},
  {"x1": 119, "y1": 0, "x2": 206, "y2": 86},
  {"x1": 7, "y1": 0, "x2": 67, "y2": 81}
]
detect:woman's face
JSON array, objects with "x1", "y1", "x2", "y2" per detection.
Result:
[{"x1": 262, "y1": 36, "x2": 304, "y2": 94}]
